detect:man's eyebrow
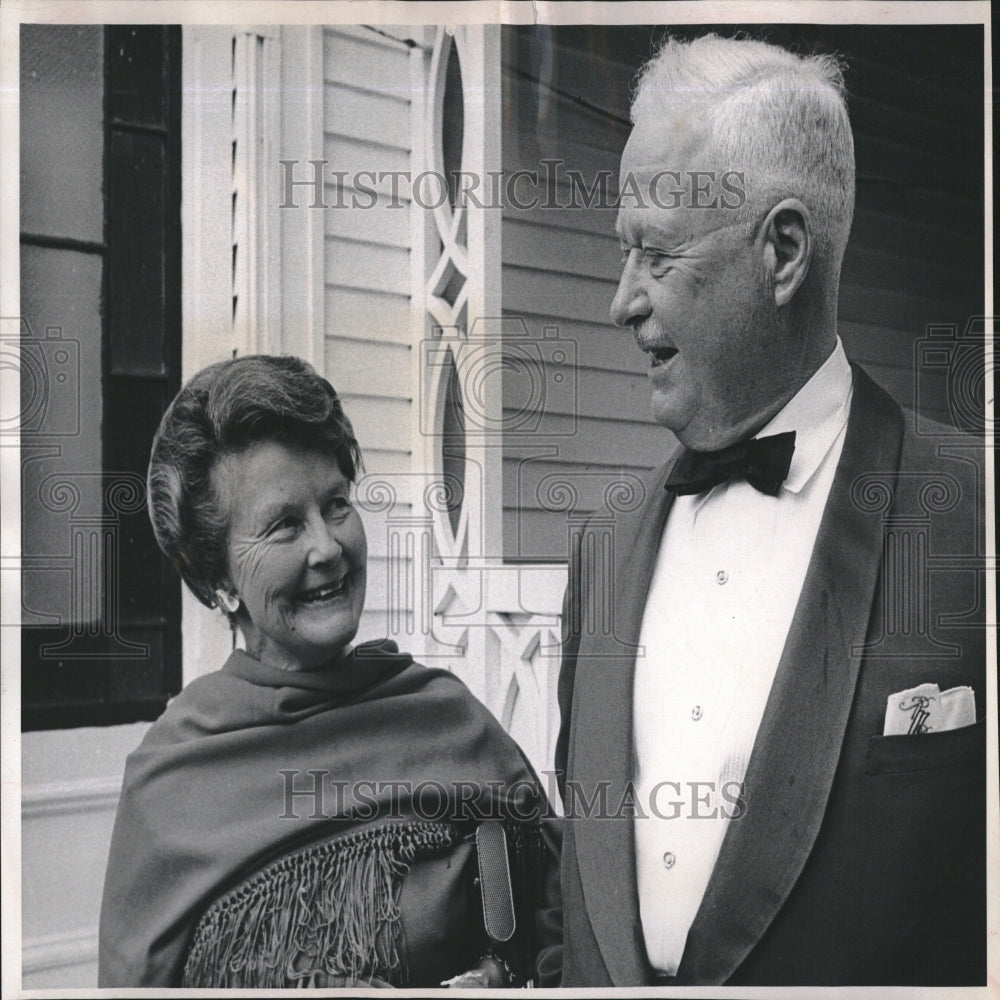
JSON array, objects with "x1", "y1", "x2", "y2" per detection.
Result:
[{"x1": 618, "y1": 218, "x2": 690, "y2": 250}]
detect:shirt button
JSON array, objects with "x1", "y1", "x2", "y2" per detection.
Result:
[
  {"x1": 691, "y1": 705, "x2": 703, "y2": 721},
  {"x1": 663, "y1": 851, "x2": 676, "y2": 870},
  {"x1": 716, "y1": 569, "x2": 728, "y2": 585}
]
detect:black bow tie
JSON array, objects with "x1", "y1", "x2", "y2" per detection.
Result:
[{"x1": 664, "y1": 430, "x2": 797, "y2": 497}]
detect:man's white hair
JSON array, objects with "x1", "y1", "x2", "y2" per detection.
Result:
[{"x1": 632, "y1": 33, "x2": 856, "y2": 276}]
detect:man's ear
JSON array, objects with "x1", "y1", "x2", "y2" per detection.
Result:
[{"x1": 762, "y1": 198, "x2": 811, "y2": 307}]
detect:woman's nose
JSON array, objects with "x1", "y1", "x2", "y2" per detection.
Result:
[
  {"x1": 609, "y1": 250, "x2": 650, "y2": 328},
  {"x1": 306, "y1": 515, "x2": 343, "y2": 566}
]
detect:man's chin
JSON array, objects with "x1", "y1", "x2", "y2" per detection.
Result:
[
  {"x1": 649, "y1": 393, "x2": 740, "y2": 451},
  {"x1": 649, "y1": 391, "x2": 690, "y2": 436}
]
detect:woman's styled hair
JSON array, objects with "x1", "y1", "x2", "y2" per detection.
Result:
[{"x1": 147, "y1": 354, "x2": 363, "y2": 610}]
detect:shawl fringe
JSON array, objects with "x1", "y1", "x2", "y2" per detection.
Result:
[{"x1": 181, "y1": 819, "x2": 460, "y2": 988}]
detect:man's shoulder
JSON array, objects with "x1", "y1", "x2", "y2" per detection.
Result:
[
  {"x1": 893, "y1": 405, "x2": 983, "y2": 496},
  {"x1": 847, "y1": 363, "x2": 982, "y2": 481},
  {"x1": 897, "y1": 410, "x2": 984, "y2": 527},
  {"x1": 898, "y1": 410, "x2": 984, "y2": 459},
  {"x1": 844, "y1": 369, "x2": 983, "y2": 540}
]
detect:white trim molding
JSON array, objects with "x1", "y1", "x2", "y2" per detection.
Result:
[
  {"x1": 277, "y1": 26, "x2": 325, "y2": 368},
  {"x1": 21, "y1": 777, "x2": 121, "y2": 819},
  {"x1": 232, "y1": 25, "x2": 282, "y2": 357},
  {"x1": 181, "y1": 25, "x2": 241, "y2": 686},
  {"x1": 22, "y1": 927, "x2": 98, "y2": 976},
  {"x1": 181, "y1": 25, "x2": 237, "y2": 377}
]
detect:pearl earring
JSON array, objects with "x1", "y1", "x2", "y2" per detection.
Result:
[{"x1": 215, "y1": 590, "x2": 240, "y2": 614}]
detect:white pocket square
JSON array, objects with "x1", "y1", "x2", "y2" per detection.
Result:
[{"x1": 883, "y1": 683, "x2": 976, "y2": 736}]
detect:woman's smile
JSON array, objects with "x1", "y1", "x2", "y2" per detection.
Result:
[{"x1": 296, "y1": 575, "x2": 350, "y2": 606}]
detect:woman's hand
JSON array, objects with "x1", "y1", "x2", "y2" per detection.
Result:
[{"x1": 441, "y1": 955, "x2": 514, "y2": 988}]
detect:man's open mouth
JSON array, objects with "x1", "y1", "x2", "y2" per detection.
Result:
[{"x1": 647, "y1": 346, "x2": 679, "y2": 368}]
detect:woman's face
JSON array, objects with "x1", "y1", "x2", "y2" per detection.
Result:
[{"x1": 212, "y1": 440, "x2": 367, "y2": 672}]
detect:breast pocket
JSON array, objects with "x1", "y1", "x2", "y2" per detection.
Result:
[{"x1": 866, "y1": 718, "x2": 985, "y2": 776}]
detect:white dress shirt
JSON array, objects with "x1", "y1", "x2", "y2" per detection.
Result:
[{"x1": 633, "y1": 340, "x2": 853, "y2": 975}]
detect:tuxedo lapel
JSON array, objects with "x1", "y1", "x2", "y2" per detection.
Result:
[
  {"x1": 676, "y1": 367, "x2": 905, "y2": 984},
  {"x1": 569, "y1": 461, "x2": 676, "y2": 984}
]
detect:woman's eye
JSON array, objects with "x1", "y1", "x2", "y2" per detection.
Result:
[
  {"x1": 325, "y1": 496, "x2": 351, "y2": 516},
  {"x1": 268, "y1": 517, "x2": 299, "y2": 536}
]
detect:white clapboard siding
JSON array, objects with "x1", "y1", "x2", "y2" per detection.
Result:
[
  {"x1": 502, "y1": 311, "x2": 651, "y2": 380},
  {"x1": 505, "y1": 364, "x2": 658, "y2": 423},
  {"x1": 339, "y1": 396, "x2": 412, "y2": 452},
  {"x1": 505, "y1": 216, "x2": 619, "y2": 283},
  {"x1": 322, "y1": 26, "x2": 420, "y2": 645},
  {"x1": 323, "y1": 27, "x2": 412, "y2": 94},
  {"x1": 325, "y1": 198, "x2": 411, "y2": 249},
  {"x1": 324, "y1": 287, "x2": 411, "y2": 344},
  {"x1": 504, "y1": 265, "x2": 620, "y2": 327},
  {"x1": 324, "y1": 239, "x2": 411, "y2": 300},
  {"x1": 325, "y1": 336, "x2": 412, "y2": 400}
]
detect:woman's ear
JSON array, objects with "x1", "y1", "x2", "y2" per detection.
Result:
[
  {"x1": 762, "y1": 198, "x2": 811, "y2": 307},
  {"x1": 214, "y1": 587, "x2": 240, "y2": 614}
]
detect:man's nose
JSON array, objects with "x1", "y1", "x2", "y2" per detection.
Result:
[{"x1": 610, "y1": 251, "x2": 650, "y2": 327}]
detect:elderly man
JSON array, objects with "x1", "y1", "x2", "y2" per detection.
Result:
[{"x1": 555, "y1": 34, "x2": 985, "y2": 986}]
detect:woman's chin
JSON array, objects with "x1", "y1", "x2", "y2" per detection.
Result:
[
  {"x1": 293, "y1": 620, "x2": 362, "y2": 668},
  {"x1": 245, "y1": 611, "x2": 362, "y2": 672}
]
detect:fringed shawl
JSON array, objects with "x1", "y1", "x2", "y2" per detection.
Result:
[{"x1": 98, "y1": 640, "x2": 551, "y2": 987}]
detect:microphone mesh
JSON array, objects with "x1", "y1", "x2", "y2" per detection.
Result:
[{"x1": 476, "y1": 821, "x2": 516, "y2": 942}]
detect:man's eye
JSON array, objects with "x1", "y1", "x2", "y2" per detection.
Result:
[
  {"x1": 642, "y1": 249, "x2": 673, "y2": 275},
  {"x1": 620, "y1": 242, "x2": 672, "y2": 275}
]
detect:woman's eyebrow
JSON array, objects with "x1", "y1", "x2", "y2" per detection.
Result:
[
  {"x1": 254, "y1": 498, "x2": 300, "y2": 526},
  {"x1": 252, "y1": 474, "x2": 350, "y2": 525},
  {"x1": 321, "y1": 475, "x2": 350, "y2": 499}
]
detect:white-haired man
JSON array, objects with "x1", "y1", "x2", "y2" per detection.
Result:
[{"x1": 555, "y1": 34, "x2": 985, "y2": 986}]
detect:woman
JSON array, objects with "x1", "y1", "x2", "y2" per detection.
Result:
[{"x1": 98, "y1": 355, "x2": 560, "y2": 988}]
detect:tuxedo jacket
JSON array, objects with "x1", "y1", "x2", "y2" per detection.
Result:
[{"x1": 555, "y1": 365, "x2": 987, "y2": 986}]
